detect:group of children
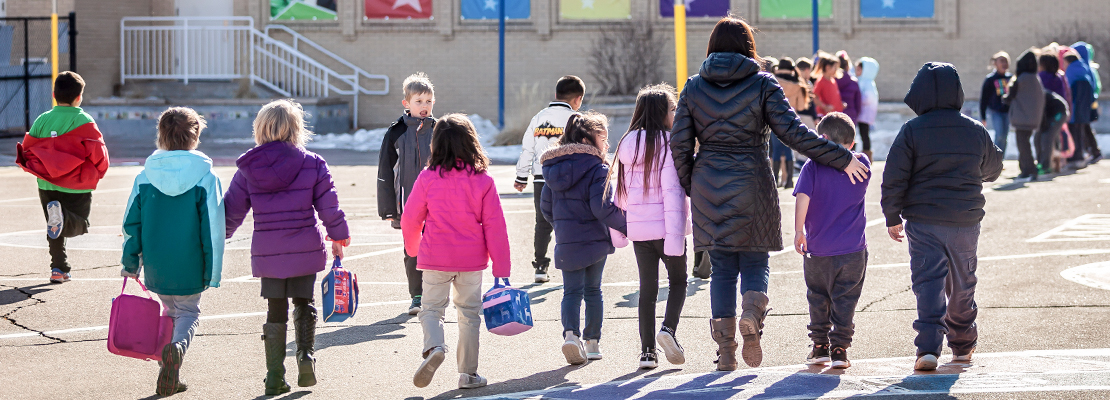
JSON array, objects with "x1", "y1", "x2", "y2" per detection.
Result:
[
  {"x1": 21, "y1": 51, "x2": 1010, "y2": 393},
  {"x1": 981, "y1": 41, "x2": 1102, "y2": 182}
]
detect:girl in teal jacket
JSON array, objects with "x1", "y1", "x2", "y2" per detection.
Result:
[{"x1": 120, "y1": 107, "x2": 224, "y2": 397}]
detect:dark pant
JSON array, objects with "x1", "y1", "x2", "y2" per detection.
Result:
[
  {"x1": 858, "y1": 122, "x2": 872, "y2": 151},
  {"x1": 1015, "y1": 129, "x2": 1036, "y2": 176},
  {"x1": 770, "y1": 136, "x2": 794, "y2": 187},
  {"x1": 804, "y1": 249, "x2": 867, "y2": 348},
  {"x1": 905, "y1": 221, "x2": 979, "y2": 357},
  {"x1": 1037, "y1": 120, "x2": 1065, "y2": 169},
  {"x1": 1083, "y1": 123, "x2": 1101, "y2": 158},
  {"x1": 38, "y1": 189, "x2": 92, "y2": 272},
  {"x1": 633, "y1": 240, "x2": 688, "y2": 352},
  {"x1": 561, "y1": 257, "x2": 605, "y2": 340},
  {"x1": 533, "y1": 178, "x2": 553, "y2": 264},
  {"x1": 404, "y1": 248, "x2": 422, "y2": 297},
  {"x1": 266, "y1": 297, "x2": 312, "y2": 323},
  {"x1": 708, "y1": 250, "x2": 769, "y2": 319},
  {"x1": 1068, "y1": 123, "x2": 1087, "y2": 162}
]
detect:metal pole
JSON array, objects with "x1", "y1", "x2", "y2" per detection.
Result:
[
  {"x1": 812, "y1": 0, "x2": 819, "y2": 55},
  {"x1": 498, "y1": 0, "x2": 505, "y2": 129},
  {"x1": 673, "y1": 0, "x2": 688, "y2": 92},
  {"x1": 68, "y1": 12, "x2": 77, "y2": 72},
  {"x1": 24, "y1": 18, "x2": 31, "y2": 132},
  {"x1": 183, "y1": 19, "x2": 189, "y2": 84},
  {"x1": 51, "y1": 0, "x2": 58, "y2": 106}
]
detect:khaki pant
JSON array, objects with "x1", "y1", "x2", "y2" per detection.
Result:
[{"x1": 419, "y1": 270, "x2": 483, "y2": 375}]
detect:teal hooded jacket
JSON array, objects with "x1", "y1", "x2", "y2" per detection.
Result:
[{"x1": 122, "y1": 150, "x2": 225, "y2": 295}]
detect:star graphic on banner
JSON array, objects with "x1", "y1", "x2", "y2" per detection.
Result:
[
  {"x1": 484, "y1": 0, "x2": 497, "y2": 11},
  {"x1": 685, "y1": 0, "x2": 696, "y2": 11},
  {"x1": 393, "y1": 0, "x2": 422, "y2": 12},
  {"x1": 582, "y1": 0, "x2": 595, "y2": 9},
  {"x1": 882, "y1": 0, "x2": 895, "y2": 8}
]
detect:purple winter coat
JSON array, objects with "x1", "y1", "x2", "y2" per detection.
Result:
[
  {"x1": 836, "y1": 74, "x2": 862, "y2": 121},
  {"x1": 224, "y1": 141, "x2": 349, "y2": 279}
]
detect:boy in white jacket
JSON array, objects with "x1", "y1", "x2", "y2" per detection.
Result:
[{"x1": 514, "y1": 75, "x2": 585, "y2": 283}]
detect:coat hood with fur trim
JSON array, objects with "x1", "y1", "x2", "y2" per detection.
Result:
[{"x1": 540, "y1": 143, "x2": 606, "y2": 192}]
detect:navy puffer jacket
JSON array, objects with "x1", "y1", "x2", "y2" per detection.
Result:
[{"x1": 540, "y1": 143, "x2": 627, "y2": 271}]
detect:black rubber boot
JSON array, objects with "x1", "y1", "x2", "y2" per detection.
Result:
[
  {"x1": 293, "y1": 303, "x2": 318, "y2": 387},
  {"x1": 263, "y1": 323, "x2": 291, "y2": 396}
]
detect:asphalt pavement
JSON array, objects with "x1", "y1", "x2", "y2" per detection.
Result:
[{"x1": 0, "y1": 158, "x2": 1108, "y2": 400}]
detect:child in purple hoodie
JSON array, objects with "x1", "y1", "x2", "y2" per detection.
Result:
[{"x1": 225, "y1": 99, "x2": 351, "y2": 396}]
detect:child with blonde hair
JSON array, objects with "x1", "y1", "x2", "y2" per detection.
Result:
[{"x1": 225, "y1": 99, "x2": 351, "y2": 395}]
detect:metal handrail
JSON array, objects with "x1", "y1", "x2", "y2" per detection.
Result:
[{"x1": 120, "y1": 16, "x2": 388, "y2": 128}]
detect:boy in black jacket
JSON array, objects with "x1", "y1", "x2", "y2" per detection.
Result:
[
  {"x1": 881, "y1": 62, "x2": 1004, "y2": 372},
  {"x1": 378, "y1": 72, "x2": 436, "y2": 315}
]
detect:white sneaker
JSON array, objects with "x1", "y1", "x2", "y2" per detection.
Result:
[
  {"x1": 952, "y1": 348, "x2": 975, "y2": 362},
  {"x1": 656, "y1": 329, "x2": 686, "y2": 365},
  {"x1": 562, "y1": 332, "x2": 587, "y2": 365},
  {"x1": 413, "y1": 347, "x2": 445, "y2": 388},
  {"x1": 458, "y1": 373, "x2": 487, "y2": 389},
  {"x1": 584, "y1": 339, "x2": 602, "y2": 360},
  {"x1": 914, "y1": 353, "x2": 938, "y2": 371},
  {"x1": 46, "y1": 201, "x2": 63, "y2": 240}
]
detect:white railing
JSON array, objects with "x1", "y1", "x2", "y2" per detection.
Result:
[{"x1": 120, "y1": 16, "x2": 388, "y2": 127}]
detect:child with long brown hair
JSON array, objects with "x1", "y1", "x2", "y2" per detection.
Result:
[
  {"x1": 611, "y1": 84, "x2": 692, "y2": 369},
  {"x1": 403, "y1": 114, "x2": 511, "y2": 389},
  {"x1": 540, "y1": 111, "x2": 628, "y2": 365}
]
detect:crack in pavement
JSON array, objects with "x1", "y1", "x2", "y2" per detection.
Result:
[
  {"x1": 859, "y1": 284, "x2": 913, "y2": 312},
  {"x1": 0, "y1": 284, "x2": 66, "y2": 343}
]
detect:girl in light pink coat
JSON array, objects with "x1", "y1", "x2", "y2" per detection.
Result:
[
  {"x1": 402, "y1": 114, "x2": 510, "y2": 390},
  {"x1": 611, "y1": 84, "x2": 692, "y2": 369}
]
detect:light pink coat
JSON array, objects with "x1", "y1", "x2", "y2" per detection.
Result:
[
  {"x1": 614, "y1": 130, "x2": 691, "y2": 256},
  {"x1": 401, "y1": 167, "x2": 511, "y2": 278}
]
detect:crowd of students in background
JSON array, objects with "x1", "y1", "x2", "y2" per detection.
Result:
[{"x1": 981, "y1": 42, "x2": 1102, "y2": 182}]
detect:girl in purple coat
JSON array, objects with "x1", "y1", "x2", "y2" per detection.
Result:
[{"x1": 225, "y1": 99, "x2": 351, "y2": 396}]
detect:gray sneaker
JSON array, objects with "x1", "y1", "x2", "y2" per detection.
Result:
[
  {"x1": 46, "y1": 201, "x2": 63, "y2": 240},
  {"x1": 584, "y1": 339, "x2": 603, "y2": 360},
  {"x1": 458, "y1": 373, "x2": 487, "y2": 389},
  {"x1": 915, "y1": 353, "x2": 938, "y2": 371},
  {"x1": 413, "y1": 347, "x2": 445, "y2": 388},
  {"x1": 561, "y1": 331, "x2": 587, "y2": 365},
  {"x1": 952, "y1": 348, "x2": 975, "y2": 362}
]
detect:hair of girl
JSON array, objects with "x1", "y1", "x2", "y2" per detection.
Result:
[
  {"x1": 607, "y1": 84, "x2": 678, "y2": 201},
  {"x1": 427, "y1": 113, "x2": 489, "y2": 176},
  {"x1": 775, "y1": 57, "x2": 809, "y2": 101},
  {"x1": 816, "y1": 52, "x2": 841, "y2": 80},
  {"x1": 560, "y1": 111, "x2": 608, "y2": 149},
  {"x1": 253, "y1": 99, "x2": 313, "y2": 147}
]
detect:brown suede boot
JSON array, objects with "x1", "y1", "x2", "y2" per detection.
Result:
[
  {"x1": 738, "y1": 291, "x2": 770, "y2": 367},
  {"x1": 710, "y1": 318, "x2": 738, "y2": 371},
  {"x1": 863, "y1": 149, "x2": 873, "y2": 161}
]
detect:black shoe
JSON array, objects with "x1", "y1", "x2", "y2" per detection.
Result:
[
  {"x1": 639, "y1": 351, "x2": 658, "y2": 369},
  {"x1": 806, "y1": 343, "x2": 830, "y2": 365},
  {"x1": 533, "y1": 259, "x2": 550, "y2": 283},
  {"x1": 830, "y1": 346, "x2": 850, "y2": 369}
]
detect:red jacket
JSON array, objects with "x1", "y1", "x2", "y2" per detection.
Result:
[{"x1": 16, "y1": 122, "x2": 109, "y2": 190}]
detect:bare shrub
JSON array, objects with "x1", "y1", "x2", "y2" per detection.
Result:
[
  {"x1": 589, "y1": 21, "x2": 667, "y2": 96},
  {"x1": 494, "y1": 81, "x2": 550, "y2": 146}
]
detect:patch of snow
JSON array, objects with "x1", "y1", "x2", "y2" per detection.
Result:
[{"x1": 304, "y1": 114, "x2": 521, "y2": 162}]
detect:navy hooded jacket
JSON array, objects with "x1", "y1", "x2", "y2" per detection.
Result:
[
  {"x1": 881, "y1": 62, "x2": 1004, "y2": 228},
  {"x1": 540, "y1": 143, "x2": 627, "y2": 271}
]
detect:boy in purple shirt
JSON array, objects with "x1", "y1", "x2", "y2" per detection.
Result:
[{"x1": 792, "y1": 112, "x2": 870, "y2": 369}]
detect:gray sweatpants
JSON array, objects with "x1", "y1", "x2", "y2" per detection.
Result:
[
  {"x1": 906, "y1": 222, "x2": 979, "y2": 357},
  {"x1": 158, "y1": 293, "x2": 202, "y2": 353},
  {"x1": 803, "y1": 249, "x2": 867, "y2": 348}
]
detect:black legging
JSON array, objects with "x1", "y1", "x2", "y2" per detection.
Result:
[
  {"x1": 267, "y1": 297, "x2": 312, "y2": 323},
  {"x1": 1015, "y1": 129, "x2": 1036, "y2": 176},
  {"x1": 634, "y1": 240, "x2": 687, "y2": 353},
  {"x1": 858, "y1": 123, "x2": 872, "y2": 151}
]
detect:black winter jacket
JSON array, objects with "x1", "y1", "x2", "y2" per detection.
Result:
[
  {"x1": 671, "y1": 52, "x2": 855, "y2": 253},
  {"x1": 540, "y1": 143, "x2": 628, "y2": 271},
  {"x1": 881, "y1": 62, "x2": 1004, "y2": 228},
  {"x1": 377, "y1": 114, "x2": 435, "y2": 223}
]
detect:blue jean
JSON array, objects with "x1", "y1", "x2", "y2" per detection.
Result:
[
  {"x1": 561, "y1": 257, "x2": 605, "y2": 340},
  {"x1": 708, "y1": 250, "x2": 770, "y2": 319},
  {"x1": 158, "y1": 293, "x2": 202, "y2": 353},
  {"x1": 905, "y1": 222, "x2": 979, "y2": 357},
  {"x1": 987, "y1": 109, "x2": 1010, "y2": 155}
]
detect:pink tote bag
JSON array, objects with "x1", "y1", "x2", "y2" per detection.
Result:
[{"x1": 107, "y1": 277, "x2": 172, "y2": 361}]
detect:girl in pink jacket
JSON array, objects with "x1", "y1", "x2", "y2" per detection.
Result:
[
  {"x1": 611, "y1": 84, "x2": 692, "y2": 369},
  {"x1": 401, "y1": 114, "x2": 511, "y2": 390}
]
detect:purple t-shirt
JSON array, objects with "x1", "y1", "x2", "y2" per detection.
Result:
[{"x1": 792, "y1": 154, "x2": 870, "y2": 257}]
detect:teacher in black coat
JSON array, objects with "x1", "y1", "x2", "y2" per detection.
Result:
[{"x1": 670, "y1": 17, "x2": 870, "y2": 371}]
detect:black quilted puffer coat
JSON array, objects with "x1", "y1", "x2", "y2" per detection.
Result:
[{"x1": 671, "y1": 52, "x2": 854, "y2": 252}]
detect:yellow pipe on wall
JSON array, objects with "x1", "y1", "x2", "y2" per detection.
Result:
[
  {"x1": 673, "y1": 1, "x2": 688, "y2": 93},
  {"x1": 51, "y1": 12, "x2": 58, "y2": 106}
]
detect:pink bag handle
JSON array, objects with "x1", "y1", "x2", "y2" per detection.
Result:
[{"x1": 120, "y1": 277, "x2": 153, "y2": 300}]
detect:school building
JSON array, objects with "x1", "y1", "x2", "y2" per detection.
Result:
[{"x1": 1, "y1": 0, "x2": 1106, "y2": 132}]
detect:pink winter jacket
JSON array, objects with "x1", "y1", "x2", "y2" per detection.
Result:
[
  {"x1": 401, "y1": 167, "x2": 511, "y2": 277},
  {"x1": 614, "y1": 130, "x2": 692, "y2": 256}
]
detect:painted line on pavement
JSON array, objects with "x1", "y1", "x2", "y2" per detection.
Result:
[
  {"x1": 0, "y1": 300, "x2": 411, "y2": 340},
  {"x1": 1061, "y1": 261, "x2": 1110, "y2": 290},
  {"x1": 771, "y1": 248, "x2": 1110, "y2": 275}
]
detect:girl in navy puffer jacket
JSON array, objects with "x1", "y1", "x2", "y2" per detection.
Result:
[{"x1": 540, "y1": 111, "x2": 628, "y2": 365}]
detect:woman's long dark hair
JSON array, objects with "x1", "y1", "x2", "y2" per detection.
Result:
[
  {"x1": 610, "y1": 84, "x2": 677, "y2": 201},
  {"x1": 706, "y1": 16, "x2": 760, "y2": 63},
  {"x1": 427, "y1": 113, "x2": 489, "y2": 175}
]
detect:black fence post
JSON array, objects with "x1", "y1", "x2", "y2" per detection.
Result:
[
  {"x1": 68, "y1": 12, "x2": 77, "y2": 72},
  {"x1": 23, "y1": 18, "x2": 30, "y2": 133}
]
